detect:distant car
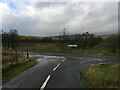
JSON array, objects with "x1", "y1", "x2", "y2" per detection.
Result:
[{"x1": 67, "y1": 45, "x2": 77, "y2": 48}]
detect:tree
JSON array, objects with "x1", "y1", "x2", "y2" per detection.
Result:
[
  {"x1": 2, "y1": 29, "x2": 19, "y2": 50},
  {"x1": 103, "y1": 35, "x2": 118, "y2": 53},
  {"x1": 74, "y1": 32, "x2": 102, "y2": 49},
  {"x1": 41, "y1": 37, "x2": 52, "y2": 43},
  {"x1": 9, "y1": 29, "x2": 19, "y2": 49}
]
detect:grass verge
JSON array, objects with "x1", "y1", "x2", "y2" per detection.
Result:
[
  {"x1": 81, "y1": 63, "x2": 119, "y2": 88},
  {"x1": 2, "y1": 58, "x2": 37, "y2": 84}
]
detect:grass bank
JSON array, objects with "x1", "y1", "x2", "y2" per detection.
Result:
[
  {"x1": 2, "y1": 58, "x2": 37, "y2": 84},
  {"x1": 81, "y1": 63, "x2": 119, "y2": 88}
]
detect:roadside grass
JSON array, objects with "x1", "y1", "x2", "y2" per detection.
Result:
[
  {"x1": 2, "y1": 58, "x2": 37, "y2": 84},
  {"x1": 81, "y1": 63, "x2": 119, "y2": 88}
]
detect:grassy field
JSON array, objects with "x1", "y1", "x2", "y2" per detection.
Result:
[
  {"x1": 17, "y1": 43, "x2": 81, "y2": 54},
  {"x1": 17, "y1": 43, "x2": 120, "y2": 55},
  {"x1": 17, "y1": 43, "x2": 58, "y2": 52},
  {"x1": 2, "y1": 58, "x2": 37, "y2": 84},
  {"x1": 81, "y1": 63, "x2": 119, "y2": 88}
]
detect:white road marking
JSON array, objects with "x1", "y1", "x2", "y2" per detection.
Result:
[
  {"x1": 53, "y1": 63, "x2": 61, "y2": 71},
  {"x1": 62, "y1": 58, "x2": 65, "y2": 62},
  {"x1": 40, "y1": 75, "x2": 51, "y2": 90},
  {"x1": 80, "y1": 58, "x2": 83, "y2": 59},
  {"x1": 94, "y1": 58, "x2": 103, "y2": 61}
]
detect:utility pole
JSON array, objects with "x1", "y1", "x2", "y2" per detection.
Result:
[
  {"x1": 2, "y1": 30, "x2": 3, "y2": 35},
  {"x1": 63, "y1": 28, "x2": 67, "y2": 49},
  {"x1": 63, "y1": 28, "x2": 66, "y2": 37},
  {"x1": 1, "y1": 30, "x2": 3, "y2": 50}
]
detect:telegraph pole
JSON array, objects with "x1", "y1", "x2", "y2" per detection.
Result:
[
  {"x1": 63, "y1": 28, "x2": 66, "y2": 37},
  {"x1": 2, "y1": 30, "x2": 3, "y2": 35},
  {"x1": 1, "y1": 30, "x2": 3, "y2": 52}
]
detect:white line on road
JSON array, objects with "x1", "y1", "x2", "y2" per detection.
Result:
[
  {"x1": 62, "y1": 58, "x2": 65, "y2": 62},
  {"x1": 62, "y1": 59, "x2": 65, "y2": 62},
  {"x1": 40, "y1": 75, "x2": 51, "y2": 90},
  {"x1": 53, "y1": 63, "x2": 61, "y2": 71},
  {"x1": 94, "y1": 58, "x2": 103, "y2": 61},
  {"x1": 61, "y1": 56, "x2": 64, "y2": 59}
]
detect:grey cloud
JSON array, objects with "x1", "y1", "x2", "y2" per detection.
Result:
[
  {"x1": 2, "y1": 2, "x2": 118, "y2": 36},
  {"x1": 34, "y1": 2, "x2": 67, "y2": 9}
]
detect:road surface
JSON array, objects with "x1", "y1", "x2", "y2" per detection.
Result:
[{"x1": 2, "y1": 53, "x2": 118, "y2": 89}]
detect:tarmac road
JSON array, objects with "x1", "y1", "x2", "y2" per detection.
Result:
[{"x1": 2, "y1": 52, "x2": 118, "y2": 89}]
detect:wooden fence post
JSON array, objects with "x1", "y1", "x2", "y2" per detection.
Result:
[{"x1": 27, "y1": 50, "x2": 29, "y2": 59}]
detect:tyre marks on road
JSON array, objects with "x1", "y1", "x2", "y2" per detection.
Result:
[{"x1": 79, "y1": 57, "x2": 105, "y2": 64}]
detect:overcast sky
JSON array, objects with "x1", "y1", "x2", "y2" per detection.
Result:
[{"x1": 0, "y1": 0, "x2": 118, "y2": 36}]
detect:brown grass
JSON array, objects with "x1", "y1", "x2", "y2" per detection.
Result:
[
  {"x1": 81, "y1": 63, "x2": 119, "y2": 88},
  {"x1": 2, "y1": 52, "x2": 26, "y2": 69}
]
